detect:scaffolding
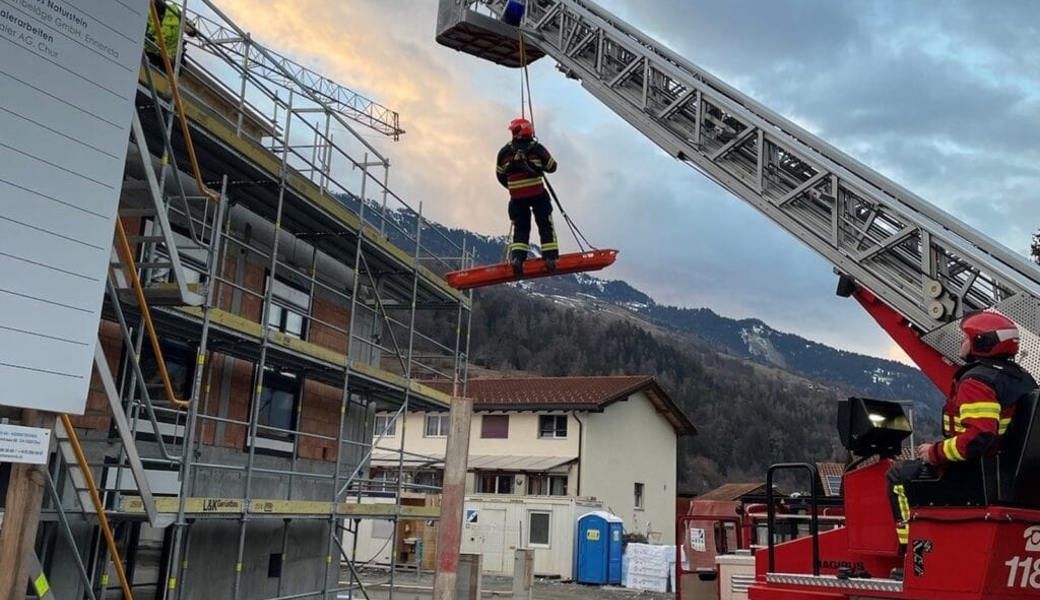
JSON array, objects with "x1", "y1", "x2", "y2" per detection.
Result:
[{"x1": 26, "y1": 1, "x2": 473, "y2": 598}]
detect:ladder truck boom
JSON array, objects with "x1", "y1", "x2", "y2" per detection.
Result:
[{"x1": 436, "y1": 0, "x2": 1040, "y2": 391}]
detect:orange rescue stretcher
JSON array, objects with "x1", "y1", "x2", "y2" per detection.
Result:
[{"x1": 445, "y1": 249, "x2": 619, "y2": 291}]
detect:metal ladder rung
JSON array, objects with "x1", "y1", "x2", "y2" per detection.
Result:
[{"x1": 125, "y1": 235, "x2": 168, "y2": 244}]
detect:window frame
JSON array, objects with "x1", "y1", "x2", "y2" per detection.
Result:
[
  {"x1": 265, "y1": 272, "x2": 311, "y2": 339},
  {"x1": 477, "y1": 472, "x2": 517, "y2": 495},
  {"x1": 634, "y1": 482, "x2": 645, "y2": 510},
  {"x1": 538, "y1": 415, "x2": 568, "y2": 439},
  {"x1": 528, "y1": 511, "x2": 552, "y2": 547},
  {"x1": 480, "y1": 414, "x2": 510, "y2": 439},
  {"x1": 424, "y1": 413, "x2": 451, "y2": 438},
  {"x1": 528, "y1": 473, "x2": 568, "y2": 497},
  {"x1": 254, "y1": 368, "x2": 300, "y2": 443},
  {"x1": 374, "y1": 414, "x2": 397, "y2": 437}
]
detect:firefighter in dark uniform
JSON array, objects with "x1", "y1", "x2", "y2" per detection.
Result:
[
  {"x1": 887, "y1": 310, "x2": 1037, "y2": 548},
  {"x1": 497, "y1": 118, "x2": 559, "y2": 276}
]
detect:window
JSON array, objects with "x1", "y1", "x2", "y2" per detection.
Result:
[
  {"x1": 481, "y1": 415, "x2": 509, "y2": 439},
  {"x1": 368, "y1": 468, "x2": 397, "y2": 492},
  {"x1": 538, "y1": 415, "x2": 568, "y2": 438},
  {"x1": 266, "y1": 275, "x2": 310, "y2": 338},
  {"x1": 412, "y1": 470, "x2": 443, "y2": 490},
  {"x1": 256, "y1": 369, "x2": 299, "y2": 440},
  {"x1": 634, "y1": 482, "x2": 645, "y2": 509},
  {"x1": 374, "y1": 414, "x2": 397, "y2": 437},
  {"x1": 138, "y1": 340, "x2": 196, "y2": 401},
  {"x1": 477, "y1": 472, "x2": 516, "y2": 494},
  {"x1": 424, "y1": 413, "x2": 450, "y2": 437},
  {"x1": 528, "y1": 474, "x2": 568, "y2": 496},
  {"x1": 528, "y1": 511, "x2": 551, "y2": 546}
]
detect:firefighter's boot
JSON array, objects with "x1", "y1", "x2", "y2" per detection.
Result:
[
  {"x1": 545, "y1": 257, "x2": 557, "y2": 273},
  {"x1": 510, "y1": 251, "x2": 526, "y2": 277}
]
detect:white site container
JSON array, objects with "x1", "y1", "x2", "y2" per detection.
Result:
[{"x1": 717, "y1": 550, "x2": 756, "y2": 600}]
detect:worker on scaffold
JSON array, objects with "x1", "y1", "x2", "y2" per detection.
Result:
[
  {"x1": 497, "y1": 118, "x2": 559, "y2": 276},
  {"x1": 887, "y1": 310, "x2": 1038, "y2": 549},
  {"x1": 145, "y1": 0, "x2": 197, "y2": 67}
]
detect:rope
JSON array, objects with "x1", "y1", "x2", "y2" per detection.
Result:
[
  {"x1": 513, "y1": 20, "x2": 597, "y2": 257},
  {"x1": 544, "y1": 178, "x2": 597, "y2": 252},
  {"x1": 518, "y1": 30, "x2": 535, "y2": 126}
]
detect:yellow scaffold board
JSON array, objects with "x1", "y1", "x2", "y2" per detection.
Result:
[{"x1": 118, "y1": 496, "x2": 441, "y2": 519}]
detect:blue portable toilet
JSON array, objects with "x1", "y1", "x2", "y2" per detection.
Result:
[
  {"x1": 576, "y1": 511, "x2": 624, "y2": 585},
  {"x1": 607, "y1": 519, "x2": 624, "y2": 584}
]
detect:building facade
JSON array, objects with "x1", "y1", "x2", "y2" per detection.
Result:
[
  {"x1": 354, "y1": 375, "x2": 694, "y2": 576},
  {"x1": 0, "y1": 4, "x2": 470, "y2": 599}
]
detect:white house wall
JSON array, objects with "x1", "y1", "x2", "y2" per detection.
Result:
[
  {"x1": 378, "y1": 411, "x2": 581, "y2": 461},
  {"x1": 580, "y1": 391, "x2": 677, "y2": 544}
]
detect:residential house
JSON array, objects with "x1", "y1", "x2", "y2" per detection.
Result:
[{"x1": 355, "y1": 375, "x2": 695, "y2": 576}]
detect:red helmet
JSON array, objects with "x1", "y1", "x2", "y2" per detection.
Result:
[
  {"x1": 508, "y1": 117, "x2": 534, "y2": 138},
  {"x1": 960, "y1": 310, "x2": 1020, "y2": 359}
]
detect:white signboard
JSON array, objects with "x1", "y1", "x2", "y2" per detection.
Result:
[
  {"x1": 0, "y1": 423, "x2": 52, "y2": 464},
  {"x1": 0, "y1": 0, "x2": 149, "y2": 413}
]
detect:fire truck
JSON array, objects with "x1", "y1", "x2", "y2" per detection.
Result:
[{"x1": 434, "y1": 1, "x2": 1040, "y2": 598}]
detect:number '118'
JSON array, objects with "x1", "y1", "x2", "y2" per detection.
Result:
[{"x1": 1005, "y1": 556, "x2": 1040, "y2": 588}]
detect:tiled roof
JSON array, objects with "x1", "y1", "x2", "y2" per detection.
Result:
[
  {"x1": 816, "y1": 462, "x2": 845, "y2": 497},
  {"x1": 696, "y1": 482, "x2": 768, "y2": 501},
  {"x1": 427, "y1": 376, "x2": 695, "y2": 435}
]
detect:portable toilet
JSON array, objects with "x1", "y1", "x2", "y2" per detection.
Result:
[
  {"x1": 576, "y1": 511, "x2": 624, "y2": 585},
  {"x1": 607, "y1": 519, "x2": 624, "y2": 585}
]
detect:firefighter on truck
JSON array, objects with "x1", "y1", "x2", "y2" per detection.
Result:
[{"x1": 887, "y1": 310, "x2": 1039, "y2": 548}]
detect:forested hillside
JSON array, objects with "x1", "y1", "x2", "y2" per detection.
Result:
[
  {"x1": 461, "y1": 288, "x2": 849, "y2": 493},
  {"x1": 348, "y1": 198, "x2": 942, "y2": 493}
]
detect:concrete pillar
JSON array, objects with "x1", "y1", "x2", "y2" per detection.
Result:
[
  {"x1": 432, "y1": 396, "x2": 473, "y2": 600},
  {"x1": 456, "y1": 553, "x2": 483, "y2": 600},
  {"x1": 512, "y1": 548, "x2": 535, "y2": 599}
]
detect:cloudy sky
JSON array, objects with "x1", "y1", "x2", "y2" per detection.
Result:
[{"x1": 215, "y1": 0, "x2": 1040, "y2": 362}]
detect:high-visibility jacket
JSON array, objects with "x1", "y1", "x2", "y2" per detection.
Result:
[
  {"x1": 496, "y1": 138, "x2": 557, "y2": 199},
  {"x1": 146, "y1": 3, "x2": 183, "y2": 56},
  {"x1": 929, "y1": 358, "x2": 1037, "y2": 464}
]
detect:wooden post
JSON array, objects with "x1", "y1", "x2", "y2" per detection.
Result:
[
  {"x1": 432, "y1": 396, "x2": 473, "y2": 600},
  {"x1": 0, "y1": 409, "x2": 54, "y2": 600}
]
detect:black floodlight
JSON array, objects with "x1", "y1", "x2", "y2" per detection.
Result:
[{"x1": 837, "y1": 398, "x2": 912, "y2": 458}]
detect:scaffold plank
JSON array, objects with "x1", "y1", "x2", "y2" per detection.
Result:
[{"x1": 118, "y1": 497, "x2": 440, "y2": 519}]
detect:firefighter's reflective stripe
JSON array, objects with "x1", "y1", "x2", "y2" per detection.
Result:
[
  {"x1": 508, "y1": 242, "x2": 529, "y2": 253},
  {"x1": 942, "y1": 437, "x2": 966, "y2": 461},
  {"x1": 508, "y1": 177, "x2": 544, "y2": 189},
  {"x1": 496, "y1": 164, "x2": 507, "y2": 174},
  {"x1": 959, "y1": 401, "x2": 1002, "y2": 420},
  {"x1": 948, "y1": 415, "x2": 1011, "y2": 434},
  {"x1": 893, "y1": 484, "x2": 910, "y2": 544}
]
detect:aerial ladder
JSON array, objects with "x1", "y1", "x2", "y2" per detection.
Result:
[{"x1": 436, "y1": 1, "x2": 1040, "y2": 598}]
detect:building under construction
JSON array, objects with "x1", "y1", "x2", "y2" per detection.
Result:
[{"x1": 0, "y1": 1, "x2": 471, "y2": 598}]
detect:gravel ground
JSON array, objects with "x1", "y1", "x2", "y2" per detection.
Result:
[{"x1": 344, "y1": 570, "x2": 674, "y2": 599}]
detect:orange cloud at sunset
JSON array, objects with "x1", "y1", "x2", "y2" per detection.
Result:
[{"x1": 216, "y1": 0, "x2": 524, "y2": 235}]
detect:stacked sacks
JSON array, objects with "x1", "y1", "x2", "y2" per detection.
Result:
[{"x1": 623, "y1": 543, "x2": 675, "y2": 592}]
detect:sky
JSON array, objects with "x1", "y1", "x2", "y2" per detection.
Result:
[{"x1": 214, "y1": 0, "x2": 1040, "y2": 363}]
